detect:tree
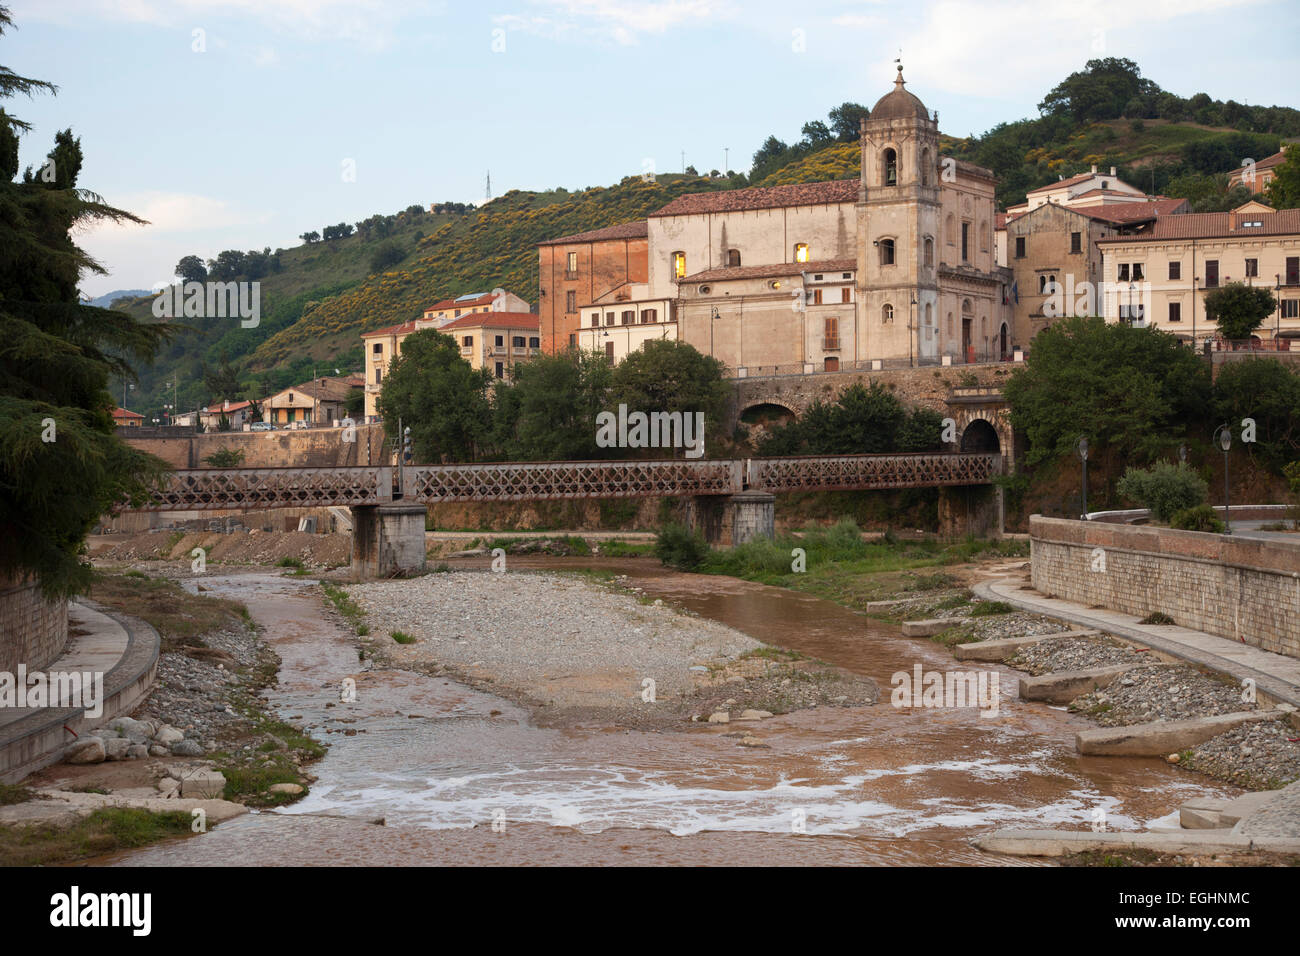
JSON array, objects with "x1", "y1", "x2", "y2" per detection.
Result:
[
  {"x1": 300, "y1": 230, "x2": 320, "y2": 244},
  {"x1": 1266, "y1": 145, "x2": 1300, "y2": 209},
  {"x1": 495, "y1": 348, "x2": 612, "y2": 461},
  {"x1": 1003, "y1": 317, "x2": 1210, "y2": 471},
  {"x1": 369, "y1": 241, "x2": 405, "y2": 273},
  {"x1": 203, "y1": 446, "x2": 244, "y2": 467},
  {"x1": 758, "y1": 382, "x2": 943, "y2": 456},
  {"x1": 0, "y1": 7, "x2": 170, "y2": 597},
  {"x1": 610, "y1": 340, "x2": 729, "y2": 453},
  {"x1": 1211, "y1": 359, "x2": 1300, "y2": 472},
  {"x1": 175, "y1": 254, "x2": 207, "y2": 284},
  {"x1": 1038, "y1": 58, "x2": 1155, "y2": 123},
  {"x1": 827, "y1": 102, "x2": 870, "y2": 142},
  {"x1": 801, "y1": 120, "x2": 833, "y2": 148},
  {"x1": 202, "y1": 353, "x2": 242, "y2": 402},
  {"x1": 1117, "y1": 462, "x2": 1208, "y2": 522},
  {"x1": 1204, "y1": 282, "x2": 1276, "y2": 340},
  {"x1": 376, "y1": 330, "x2": 491, "y2": 462}
]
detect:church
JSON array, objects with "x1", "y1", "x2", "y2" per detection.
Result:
[{"x1": 537, "y1": 68, "x2": 1014, "y2": 371}]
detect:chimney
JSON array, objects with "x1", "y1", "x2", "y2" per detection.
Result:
[
  {"x1": 1110, "y1": 167, "x2": 1116, "y2": 176},
  {"x1": 223, "y1": 399, "x2": 229, "y2": 412},
  {"x1": 1091, "y1": 164, "x2": 1097, "y2": 174}
]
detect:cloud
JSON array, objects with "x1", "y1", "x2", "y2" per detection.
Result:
[
  {"x1": 83, "y1": 192, "x2": 270, "y2": 236},
  {"x1": 495, "y1": 0, "x2": 734, "y2": 45}
]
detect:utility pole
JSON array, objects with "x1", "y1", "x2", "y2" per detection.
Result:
[
  {"x1": 485, "y1": 170, "x2": 491, "y2": 200},
  {"x1": 723, "y1": 147, "x2": 729, "y2": 174},
  {"x1": 681, "y1": 150, "x2": 685, "y2": 173}
]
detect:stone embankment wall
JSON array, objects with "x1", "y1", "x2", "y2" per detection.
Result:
[
  {"x1": 121, "y1": 422, "x2": 388, "y2": 469},
  {"x1": 0, "y1": 574, "x2": 69, "y2": 673},
  {"x1": 1030, "y1": 515, "x2": 1300, "y2": 660}
]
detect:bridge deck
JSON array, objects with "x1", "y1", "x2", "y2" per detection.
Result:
[{"x1": 135, "y1": 453, "x2": 1001, "y2": 511}]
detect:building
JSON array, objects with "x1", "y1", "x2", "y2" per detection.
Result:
[
  {"x1": 575, "y1": 282, "x2": 677, "y2": 364},
  {"x1": 421, "y1": 291, "x2": 530, "y2": 327},
  {"x1": 1005, "y1": 166, "x2": 1149, "y2": 218},
  {"x1": 265, "y1": 376, "x2": 357, "y2": 426},
  {"x1": 111, "y1": 406, "x2": 143, "y2": 427},
  {"x1": 198, "y1": 399, "x2": 254, "y2": 431},
  {"x1": 537, "y1": 221, "x2": 650, "y2": 354},
  {"x1": 1226, "y1": 148, "x2": 1291, "y2": 191},
  {"x1": 1097, "y1": 203, "x2": 1300, "y2": 345},
  {"x1": 441, "y1": 312, "x2": 541, "y2": 379},
  {"x1": 1004, "y1": 198, "x2": 1190, "y2": 345}
]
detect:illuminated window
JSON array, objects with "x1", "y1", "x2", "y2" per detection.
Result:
[
  {"x1": 673, "y1": 252, "x2": 686, "y2": 278},
  {"x1": 794, "y1": 243, "x2": 809, "y2": 263},
  {"x1": 566, "y1": 251, "x2": 577, "y2": 272}
]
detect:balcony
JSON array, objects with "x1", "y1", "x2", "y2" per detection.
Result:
[{"x1": 823, "y1": 337, "x2": 841, "y2": 351}]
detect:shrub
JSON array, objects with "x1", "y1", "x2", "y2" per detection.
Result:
[
  {"x1": 1139, "y1": 611, "x2": 1175, "y2": 625},
  {"x1": 391, "y1": 631, "x2": 416, "y2": 644},
  {"x1": 276, "y1": 556, "x2": 304, "y2": 569},
  {"x1": 654, "y1": 523, "x2": 710, "y2": 571},
  {"x1": 1116, "y1": 462, "x2": 1208, "y2": 523},
  {"x1": 203, "y1": 446, "x2": 246, "y2": 468},
  {"x1": 1169, "y1": 504, "x2": 1225, "y2": 533},
  {"x1": 970, "y1": 600, "x2": 1015, "y2": 617}
]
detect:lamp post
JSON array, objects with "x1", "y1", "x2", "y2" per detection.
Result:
[
  {"x1": 1077, "y1": 436, "x2": 1089, "y2": 519},
  {"x1": 1214, "y1": 424, "x2": 1232, "y2": 534},
  {"x1": 909, "y1": 295, "x2": 918, "y2": 367},
  {"x1": 709, "y1": 306, "x2": 719, "y2": 359},
  {"x1": 1178, "y1": 443, "x2": 1187, "y2": 465}
]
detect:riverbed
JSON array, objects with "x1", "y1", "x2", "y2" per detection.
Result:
[{"x1": 100, "y1": 558, "x2": 1237, "y2": 866}]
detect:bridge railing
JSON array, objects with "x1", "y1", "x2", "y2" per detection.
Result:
[
  {"x1": 746, "y1": 452, "x2": 1001, "y2": 493},
  {"x1": 143, "y1": 466, "x2": 395, "y2": 511},
  {"x1": 404, "y1": 458, "x2": 743, "y2": 502}
]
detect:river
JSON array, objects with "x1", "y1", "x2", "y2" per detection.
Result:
[{"x1": 100, "y1": 558, "x2": 1235, "y2": 866}]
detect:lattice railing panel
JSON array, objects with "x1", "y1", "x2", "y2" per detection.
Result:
[
  {"x1": 145, "y1": 467, "x2": 392, "y2": 511},
  {"x1": 747, "y1": 453, "x2": 1000, "y2": 492},
  {"x1": 407, "y1": 459, "x2": 743, "y2": 502}
]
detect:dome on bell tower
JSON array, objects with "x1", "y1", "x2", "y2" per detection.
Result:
[{"x1": 870, "y1": 65, "x2": 930, "y2": 122}]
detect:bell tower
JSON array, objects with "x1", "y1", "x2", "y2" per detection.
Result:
[{"x1": 857, "y1": 65, "x2": 942, "y2": 364}]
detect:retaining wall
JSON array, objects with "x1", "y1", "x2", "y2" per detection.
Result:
[{"x1": 0, "y1": 575, "x2": 69, "y2": 674}]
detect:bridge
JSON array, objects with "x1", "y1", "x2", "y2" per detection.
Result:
[{"x1": 135, "y1": 451, "x2": 1004, "y2": 578}]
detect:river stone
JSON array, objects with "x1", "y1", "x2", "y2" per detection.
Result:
[
  {"x1": 65, "y1": 737, "x2": 106, "y2": 764},
  {"x1": 170, "y1": 739, "x2": 204, "y2": 757},
  {"x1": 154, "y1": 726, "x2": 184, "y2": 746},
  {"x1": 125, "y1": 744, "x2": 149, "y2": 760},
  {"x1": 103, "y1": 737, "x2": 132, "y2": 760},
  {"x1": 148, "y1": 744, "x2": 170, "y2": 757},
  {"x1": 707, "y1": 711, "x2": 730, "y2": 724},
  {"x1": 738, "y1": 710, "x2": 773, "y2": 720},
  {"x1": 180, "y1": 770, "x2": 226, "y2": 799},
  {"x1": 269, "y1": 783, "x2": 304, "y2": 795}
]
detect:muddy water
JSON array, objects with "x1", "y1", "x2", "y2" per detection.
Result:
[{"x1": 105, "y1": 561, "x2": 1236, "y2": 866}]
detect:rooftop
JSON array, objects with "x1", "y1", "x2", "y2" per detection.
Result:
[
  {"x1": 1098, "y1": 206, "x2": 1300, "y2": 243},
  {"x1": 682, "y1": 258, "x2": 857, "y2": 283},
  {"x1": 649, "y1": 179, "x2": 859, "y2": 218},
  {"x1": 537, "y1": 220, "x2": 649, "y2": 246},
  {"x1": 870, "y1": 66, "x2": 930, "y2": 123},
  {"x1": 441, "y1": 311, "x2": 540, "y2": 331}
]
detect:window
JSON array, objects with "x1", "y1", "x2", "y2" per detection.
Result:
[
  {"x1": 1245, "y1": 258, "x2": 1258, "y2": 278},
  {"x1": 883, "y1": 148, "x2": 898, "y2": 186},
  {"x1": 794, "y1": 243, "x2": 809, "y2": 263},
  {"x1": 841, "y1": 288, "x2": 851, "y2": 304},
  {"x1": 1117, "y1": 263, "x2": 1130, "y2": 281},
  {"x1": 461, "y1": 336, "x2": 473, "y2": 347},
  {"x1": 1038, "y1": 275, "x2": 1047, "y2": 294},
  {"x1": 812, "y1": 289, "x2": 823, "y2": 305},
  {"x1": 640, "y1": 308, "x2": 657, "y2": 323},
  {"x1": 924, "y1": 237, "x2": 934, "y2": 268},
  {"x1": 1014, "y1": 236, "x2": 1025, "y2": 259},
  {"x1": 565, "y1": 291, "x2": 576, "y2": 313},
  {"x1": 374, "y1": 367, "x2": 382, "y2": 384},
  {"x1": 372, "y1": 342, "x2": 383, "y2": 354},
  {"x1": 604, "y1": 341, "x2": 614, "y2": 364},
  {"x1": 673, "y1": 252, "x2": 686, "y2": 278},
  {"x1": 590, "y1": 314, "x2": 599, "y2": 328},
  {"x1": 1070, "y1": 232, "x2": 1081, "y2": 254},
  {"x1": 961, "y1": 222, "x2": 970, "y2": 262},
  {"x1": 1287, "y1": 257, "x2": 1299, "y2": 285},
  {"x1": 1283, "y1": 300, "x2": 1299, "y2": 319},
  {"x1": 621, "y1": 311, "x2": 634, "y2": 325},
  {"x1": 1205, "y1": 260, "x2": 1219, "y2": 288},
  {"x1": 882, "y1": 303, "x2": 894, "y2": 323},
  {"x1": 946, "y1": 214, "x2": 955, "y2": 246},
  {"x1": 529, "y1": 337, "x2": 540, "y2": 348},
  {"x1": 823, "y1": 316, "x2": 839, "y2": 350},
  {"x1": 494, "y1": 335, "x2": 504, "y2": 347},
  {"x1": 494, "y1": 362, "x2": 504, "y2": 379},
  {"x1": 727, "y1": 248, "x2": 741, "y2": 267},
  {"x1": 568, "y1": 334, "x2": 576, "y2": 348},
  {"x1": 605, "y1": 312, "x2": 615, "y2": 326},
  {"x1": 1169, "y1": 261, "x2": 1181, "y2": 280},
  {"x1": 1169, "y1": 302, "x2": 1182, "y2": 323},
  {"x1": 921, "y1": 148, "x2": 931, "y2": 186},
  {"x1": 566, "y1": 251, "x2": 577, "y2": 272},
  {"x1": 879, "y1": 238, "x2": 895, "y2": 266},
  {"x1": 512, "y1": 336, "x2": 526, "y2": 347},
  {"x1": 1132, "y1": 263, "x2": 1144, "y2": 281}
]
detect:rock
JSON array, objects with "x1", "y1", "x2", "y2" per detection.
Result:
[
  {"x1": 65, "y1": 736, "x2": 106, "y2": 764},
  {"x1": 170, "y1": 739, "x2": 204, "y2": 757},
  {"x1": 739, "y1": 709, "x2": 773, "y2": 720},
  {"x1": 1167, "y1": 753, "x2": 1181, "y2": 763},
  {"x1": 126, "y1": 744, "x2": 149, "y2": 760},
  {"x1": 268, "y1": 783, "x2": 304, "y2": 795},
  {"x1": 689, "y1": 665, "x2": 709, "y2": 673},
  {"x1": 707, "y1": 711, "x2": 730, "y2": 724},
  {"x1": 103, "y1": 737, "x2": 132, "y2": 761},
  {"x1": 738, "y1": 735, "x2": 769, "y2": 748},
  {"x1": 156, "y1": 777, "x2": 180, "y2": 794},
  {"x1": 107, "y1": 716, "x2": 150, "y2": 738},
  {"x1": 148, "y1": 744, "x2": 170, "y2": 757},
  {"x1": 154, "y1": 726, "x2": 184, "y2": 746},
  {"x1": 180, "y1": 770, "x2": 226, "y2": 799}
]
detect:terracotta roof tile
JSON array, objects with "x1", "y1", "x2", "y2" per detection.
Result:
[
  {"x1": 1026, "y1": 171, "x2": 1099, "y2": 194},
  {"x1": 650, "y1": 179, "x2": 860, "y2": 217},
  {"x1": 537, "y1": 220, "x2": 649, "y2": 246},
  {"x1": 682, "y1": 258, "x2": 857, "y2": 282},
  {"x1": 361, "y1": 320, "x2": 418, "y2": 338},
  {"x1": 1098, "y1": 207, "x2": 1300, "y2": 242},
  {"x1": 1078, "y1": 198, "x2": 1189, "y2": 224},
  {"x1": 112, "y1": 406, "x2": 143, "y2": 419},
  {"x1": 440, "y1": 311, "x2": 540, "y2": 331}
]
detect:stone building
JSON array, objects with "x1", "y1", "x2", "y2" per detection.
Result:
[{"x1": 537, "y1": 221, "x2": 649, "y2": 354}]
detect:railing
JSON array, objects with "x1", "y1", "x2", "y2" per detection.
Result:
[
  {"x1": 142, "y1": 467, "x2": 395, "y2": 511},
  {"x1": 406, "y1": 458, "x2": 742, "y2": 502},
  {"x1": 747, "y1": 452, "x2": 1000, "y2": 492}
]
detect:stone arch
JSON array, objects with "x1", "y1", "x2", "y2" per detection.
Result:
[
  {"x1": 739, "y1": 401, "x2": 798, "y2": 428},
  {"x1": 959, "y1": 418, "x2": 1000, "y2": 453}
]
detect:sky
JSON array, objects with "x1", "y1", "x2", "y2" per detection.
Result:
[{"x1": 4, "y1": 0, "x2": 1297, "y2": 296}]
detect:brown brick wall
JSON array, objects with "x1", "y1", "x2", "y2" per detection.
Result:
[
  {"x1": 1030, "y1": 515, "x2": 1300, "y2": 659},
  {"x1": 539, "y1": 236, "x2": 649, "y2": 354},
  {"x1": 0, "y1": 575, "x2": 69, "y2": 674}
]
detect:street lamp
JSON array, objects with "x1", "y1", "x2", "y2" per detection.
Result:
[
  {"x1": 1178, "y1": 443, "x2": 1187, "y2": 465},
  {"x1": 1213, "y1": 424, "x2": 1232, "y2": 534},
  {"x1": 1077, "y1": 436, "x2": 1089, "y2": 519},
  {"x1": 909, "y1": 296, "x2": 918, "y2": 367}
]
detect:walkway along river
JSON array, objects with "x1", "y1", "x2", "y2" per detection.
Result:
[{"x1": 103, "y1": 559, "x2": 1237, "y2": 866}]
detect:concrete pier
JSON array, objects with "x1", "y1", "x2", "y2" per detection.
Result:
[
  {"x1": 729, "y1": 491, "x2": 775, "y2": 545},
  {"x1": 350, "y1": 502, "x2": 427, "y2": 579}
]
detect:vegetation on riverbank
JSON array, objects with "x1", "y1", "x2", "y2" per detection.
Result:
[
  {"x1": 0, "y1": 808, "x2": 193, "y2": 867},
  {"x1": 88, "y1": 571, "x2": 250, "y2": 656}
]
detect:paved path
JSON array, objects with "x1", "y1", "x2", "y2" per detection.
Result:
[{"x1": 972, "y1": 575, "x2": 1300, "y2": 710}]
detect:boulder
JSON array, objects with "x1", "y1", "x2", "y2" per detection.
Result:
[
  {"x1": 268, "y1": 783, "x2": 304, "y2": 795},
  {"x1": 65, "y1": 736, "x2": 106, "y2": 765},
  {"x1": 170, "y1": 739, "x2": 204, "y2": 757},
  {"x1": 148, "y1": 745, "x2": 169, "y2": 757},
  {"x1": 707, "y1": 711, "x2": 730, "y2": 724},
  {"x1": 103, "y1": 737, "x2": 132, "y2": 761},
  {"x1": 125, "y1": 744, "x2": 150, "y2": 760},
  {"x1": 180, "y1": 770, "x2": 227, "y2": 799},
  {"x1": 154, "y1": 726, "x2": 184, "y2": 746},
  {"x1": 738, "y1": 710, "x2": 773, "y2": 720}
]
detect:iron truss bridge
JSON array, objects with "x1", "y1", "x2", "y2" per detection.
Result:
[{"x1": 136, "y1": 453, "x2": 1001, "y2": 511}]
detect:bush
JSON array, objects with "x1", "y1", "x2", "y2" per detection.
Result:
[
  {"x1": 1116, "y1": 462, "x2": 1208, "y2": 522},
  {"x1": 654, "y1": 523, "x2": 710, "y2": 571},
  {"x1": 1169, "y1": 504, "x2": 1225, "y2": 533}
]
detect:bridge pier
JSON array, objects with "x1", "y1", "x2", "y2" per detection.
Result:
[
  {"x1": 938, "y1": 484, "x2": 1003, "y2": 539},
  {"x1": 686, "y1": 492, "x2": 776, "y2": 546},
  {"x1": 350, "y1": 502, "x2": 427, "y2": 579}
]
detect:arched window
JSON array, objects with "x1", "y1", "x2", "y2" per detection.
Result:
[
  {"x1": 672, "y1": 251, "x2": 686, "y2": 278},
  {"x1": 924, "y1": 237, "x2": 934, "y2": 268},
  {"x1": 946, "y1": 214, "x2": 955, "y2": 246},
  {"x1": 879, "y1": 238, "x2": 895, "y2": 266},
  {"x1": 727, "y1": 248, "x2": 741, "y2": 267},
  {"x1": 793, "y1": 242, "x2": 809, "y2": 263},
  {"x1": 883, "y1": 148, "x2": 898, "y2": 186},
  {"x1": 882, "y1": 303, "x2": 894, "y2": 323},
  {"x1": 925, "y1": 303, "x2": 933, "y2": 339},
  {"x1": 1038, "y1": 275, "x2": 1047, "y2": 294},
  {"x1": 921, "y1": 148, "x2": 931, "y2": 186}
]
